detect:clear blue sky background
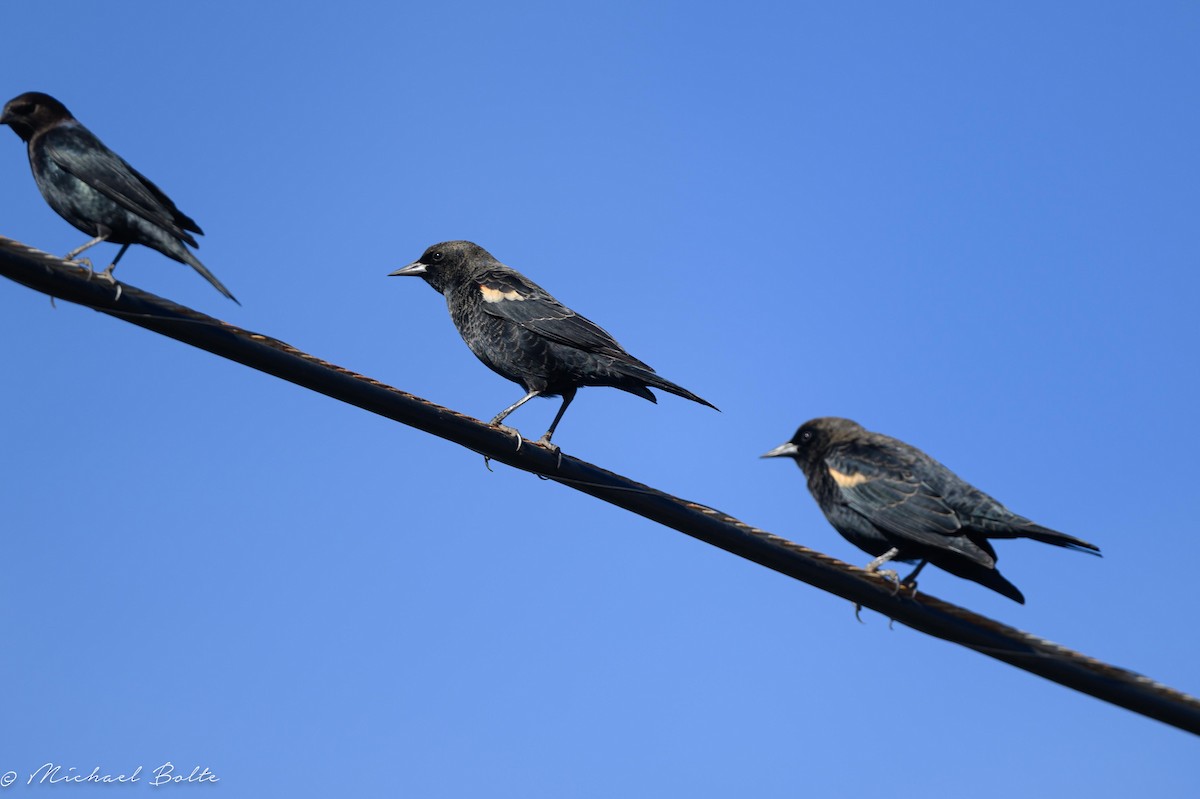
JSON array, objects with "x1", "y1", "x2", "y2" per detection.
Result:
[{"x1": 2, "y1": 2, "x2": 1197, "y2": 795}]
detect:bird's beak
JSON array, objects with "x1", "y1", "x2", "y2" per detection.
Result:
[
  {"x1": 760, "y1": 442, "x2": 798, "y2": 459},
  {"x1": 0, "y1": 109, "x2": 12, "y2": 126},
  {"x1": 388, "y1": 261, "x2": 426, "y2": 277}
]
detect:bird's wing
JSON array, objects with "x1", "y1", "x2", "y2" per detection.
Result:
[
  {"x1": 474, "y1": 268, "x2": 650, "y2": 367},
  {"x1": 960, "y1": 495, "x2": 1101, "y2": 553},
  {"x1": 41, "y1": 125, "x2": 201, "y2": 243},
  {"x1": 823, "y1": 443, "x2": 984, "y2": 553}
]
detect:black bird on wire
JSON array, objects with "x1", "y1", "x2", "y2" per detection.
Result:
[
  {"x1": 762, "y1": 417, "x2": 1100, "y2": 603},
  {"x1": 0, "y1": 91, "x2": 237, "y2": 303},
  {"x1": 390, "y1": 240, "x2": 716, "y2": 449}
]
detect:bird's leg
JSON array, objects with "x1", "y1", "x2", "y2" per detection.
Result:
[
  {"x1": 852, "y1": 546, "x2": 904, "y2": 620},
  {"x1": 863, "y1": 546, "x2": 901, "y2": 583},
  {"x1": 96, "y1": 243, "x2": 130, "y2": 283},
  {"x1": 64, "y1": 233, "x2": 109, "y2": 267},
  {"x1": 489, "y1": 390, "x2": 541, "y2": 451},
  {"x1": 901, "y1": 559, "x2": 927, "y2": 599},
  {"x1": 93, "y1": 243, "x2": 129, "y2": 301},
  {"x1": 864, "y1": 547, "x2": 901, "y2": 572},
  {"x1": 64, "y1": 234, "x2": 123, "y2": 299},
  {"x1": 536, "y1": 389, "x2": 575, "y2": 445},
  {"x1": 535, "y1": 389, "x2": 575, "y2": 467}
]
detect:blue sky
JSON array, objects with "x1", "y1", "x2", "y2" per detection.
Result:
[{"x1": 1, "y1": 2, "x2": 1197, "y2": 795}]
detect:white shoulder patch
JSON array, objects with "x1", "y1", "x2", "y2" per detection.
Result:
[
  {"x1": 479, "y1": 284, "x2": 526, "y2": 303},
  {"x1": 828, "y1": 466, "x2": 870, "y2": 488}
]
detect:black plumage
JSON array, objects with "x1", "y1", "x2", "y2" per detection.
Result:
[
  {"x1": 762, "y1": 417, "x2": 1100, "y2": 603},
  {"x1": 390, "y1": 240, "x2": 716, "y2": 445},
  {"x1": 0, "y1": 91, "x2": 236, "y2": 303}
]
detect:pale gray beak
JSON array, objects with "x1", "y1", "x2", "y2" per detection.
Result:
[
  {"x1": 761, "y1": 442, "x2": 799, "y2": 459},
  {"x1": 388, "y1": 261, "x2": 426, "y2": 277}
]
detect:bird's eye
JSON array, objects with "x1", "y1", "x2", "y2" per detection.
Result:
[
  {"x1": 431, "y1": 251, "x2": 444, "y2": 262},
  {"x1": 12, "y1": 103, "x2": 34, "y2": 115},
  {"x1": 800, "y1": 430, "x2": 814, "y2": 443}
]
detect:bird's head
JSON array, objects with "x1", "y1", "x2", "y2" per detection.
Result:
[
  {"x1": 761, "y1": 417, "x2": 865, "y2": 475},
  {"x1": 389, "y1": 240, "x2": 496, "y2": 294},
  {"x1": 0, "y1": 92, "x2": 73, "y2": 142}
]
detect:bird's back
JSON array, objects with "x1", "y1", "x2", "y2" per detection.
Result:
[
  {"x1": 446, "y1": 264, "x2": 660, "y2": 395},
  {"x1": 34, "y1": 122, "x2": 201, "y2": 247}
]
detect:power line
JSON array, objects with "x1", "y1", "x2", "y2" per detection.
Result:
[{"x1": 3, "y1": 234, "x2": 1198, "y2": 736}]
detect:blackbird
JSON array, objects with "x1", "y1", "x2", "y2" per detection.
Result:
[
  {"x1": 1, "y1": 91, "x2": 236, "y2": 302},
  {"x1": 763, "y1": 417, "x2": 1100, "y2": 602},
  {"x1": 390, "y1": 240, "x2": 716, "y2": 447}
]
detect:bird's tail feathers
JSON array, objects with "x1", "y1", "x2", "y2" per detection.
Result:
[
  {"x1": 970, "y1": 567, "x2": 1026, "y2": 604},
  {"x1": 616, "y1": 382, "x2": 657, "y2": 403},
  {"x1": 618, "y1": 362, "x2": 718, "y2": 411},
  {"x1": 1019, "y1": 525, "x2": 1102, "y2": 556},
  {"x1": 932, "y1": 555, "x2": 1027, "y2": 604},
  {"x1": 179, "y1": 248, "x2": 240, "y2": 305}
]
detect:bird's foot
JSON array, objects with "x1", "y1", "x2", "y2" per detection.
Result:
[
  {"x1": 534, "y1": 435, "x2": 563, "y2": 468},
  {"x1": 854, "y1": 570, "x2": 910, "y2": 622},
  {"x1": 881, "y1": 570, "x2": 906, "y2": 596},
  {"x1": 482, "y1": 425, "x2": 524, "y2": 471},
  {"x1": 863, "y1": 547, "x2": 900, "y2": 575},
  {"x1": 95, "y1": 269, "x2": 123, "y2": 302},
  {"x1": 493, "y1": 423, "x2": 523, "y2": 451},
  {"x1": 73, "y1": 260, "x2": 122, "y2": 300},
  {"x1": 871, "y1": 567, "x2": 900, "y2": 585}
]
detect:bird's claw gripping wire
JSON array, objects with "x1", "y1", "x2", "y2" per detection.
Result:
[
  {"x1": 94, "y1": 264, "x2": 123, "y2": 301},
  {"x1": 854, "y1": 547, "x2": 906, "y2": 621},
  {"x1": 70, "y1": 257, "x2": 123, "y2": 301},
  {"x1": 876, "y1": 568, "x2": 901, "y2": 586},
  {"x1": 482, "y1": 424, "x2": 524, "y2": 470},
  {"x1": 496, "y1": 424, "x2": 523, "y2": 451},
  {"x1": 536, "y1": 434, "x2": 564, "y2": 469}
]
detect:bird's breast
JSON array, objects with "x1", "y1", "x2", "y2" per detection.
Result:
[{"x1": 29, "y1": 150, "x2": 115, "y2": 237}]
